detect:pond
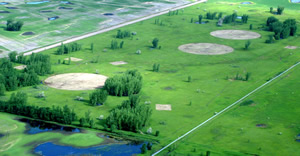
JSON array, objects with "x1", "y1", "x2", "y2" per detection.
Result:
[
  {"x1": 19, "y1": 118, "x2": 81, "y2": 134},
  {"x1": 18, "y1": 118, "x2": 145, "y2": 155},
  {"x1": 60, "y1": 1, "x2": 73, "y2": 4},
  {"x1": 6, "y1": 7, "x2": 18, "y2": 9},
  {"x1": 103, "y1": 13, "x2": 114, "y2": 16},
  {"x1": 0, "y1": 2, "x2": 9, "y2": 5},
  {"x1": 26, "y1": 1, "x2": 50, "y2": 5},
  {"x1": 48, "y1": 16, "x2": 59, "y2": 21},
  {"x1": 0, "y1": 11, "x2": 10, "y2": 13},
  {"x1": 34, "y1": 142, "x2": 144, "y2": 156},
  {"x1": 291, "y1": 0, "x2": 300, "y2": 3},
  {"x1": 241, "y1": 2, "x2": 252, "y2": 4}
]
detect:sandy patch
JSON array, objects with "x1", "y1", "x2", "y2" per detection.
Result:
[
  {"x1": 156, "y1": 104, "x2": 172, "y2": 111},
  {"x1": 44, "y1": 73, "x2": 108, "y2": 90},
  {"x1": 178, "y1": 43, "x2": 234, "y2": 55},
  {"x1": 64, "y1": 57, "x2": 83, "y2": 62},
  {"x1": 14, "y1": 65, "x2": 27, "y2": 70},
  {"x1": 285, "y1": 46, "x2": 298, "y2": 49},
  {"x1": 210, "y1": 30, "x2": 261, "y2": 40},
  {"x1": 110, "y1": 61, "x2": 128, "y2": 65}
]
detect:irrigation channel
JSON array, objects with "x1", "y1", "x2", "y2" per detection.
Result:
[
  {"x1": 23, "y1": 0, "x2": 207, "y2": 56},
  {"x1": 152, "y1": 61, "x2": 300, "y2": 155}
]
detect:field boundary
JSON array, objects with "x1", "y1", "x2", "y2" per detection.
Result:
[
  {"x1": 22, "y1": 0, "x2": 207, "y2": 56},
  {"x1": 152, "y1": 61, "x2": 300, "y2": 156}
]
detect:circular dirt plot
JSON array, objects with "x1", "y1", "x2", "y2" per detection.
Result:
[
  {"x1": 45, "y1": 73, "x2": 108, "y2": 90},
  {"x1": 178, "y1": 43, "x2": 234, "y2": 55},
  {"x1": 210, "y1": 30, "x2": 261, "y2": 40}
]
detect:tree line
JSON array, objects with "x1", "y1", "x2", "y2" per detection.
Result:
[
  {"x1": 56, "y1": 42, "x2": 82, "y2": 55},
  {"x1": 105, "y1": 94, "x2": 152, "y2": 132},
  {"x1": 0, "y1": 92, "x2": 77, "y2": 125}
]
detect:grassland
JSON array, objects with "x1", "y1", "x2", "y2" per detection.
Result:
[{"x1": 1, "y1": 0, "x2": 300, "y2": 155}]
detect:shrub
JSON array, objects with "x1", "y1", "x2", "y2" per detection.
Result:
[
  {"x1": 240, "y1": 99, "x2": 254, "y2": 106},
  {"x1": 244, "y1": 40, "x2": 251, "y2": 50},
  {"x1": 9, "y1": 92, "x2": 27, "y2": 105},
  {"x1": 152, "y1": 38, "x2": 159, "y2": 48},
  {"x1": 89, "y1": 89, "x2": 108, "y2": 106},
  {"x1": 141, "y1": 144, "x2": 147, "y2": 154},
  {"x1": 6, "y1": 19, "x2": 23, "y2": 31},
  {"x1": 277, "y1": 6, "x2": 284, "y2": 15}
]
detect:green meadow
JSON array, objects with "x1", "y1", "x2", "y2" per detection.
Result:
[{"x1": 1, "y1": 0, "x2": 300, "y2": 155}]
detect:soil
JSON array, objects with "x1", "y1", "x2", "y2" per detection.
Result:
[
  {"x1": 64, "y1": 57, "x2": 83, "y2": 62},
  {"x1": 110, "y1": 61, "x2": 128, "y2": 65},
  {"x1": 156, "y1": 104, "x2": 172, "y2": 111},
  {"x1": 44, "y1": 73, "x2": 108, "y2": 90},
  {"x1": 285, "y1": 46, "x2": 298, "y2": 49},
  {"x1": 178, "y1": 43, "x2": 234, "y2": 55},
  {"x1": 14, "y1": 65, "x2": 27, "y2": 70},
  {"x1": 210, "y1": 30, "x2": 261, "y2": 40}
]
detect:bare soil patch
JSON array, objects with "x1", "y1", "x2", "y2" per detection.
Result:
[
  {"x1": 178, "y1": 43, "x2": 234, "y2": 55},
  {"x1": 210, "y1": 30, "x2": 261, "y2": 40},
  {"x1": 14, "y1": 65, "x2": 27, "y2": 70},
  {"x1": 110, "y1": 61, "x2": 128, "y2": 65},
  {"x1": 156, "y1": 104, "x2": 172, "y2": 111},
  {"x1": 64, "y1": 57, "x2": 83, "y2": 62},
  {"x1": 44, "y1": 73, "x2": 108, "y2": 90},
  {"x1": 285, "y1": 46, "x2": 298, "y2": 49}
]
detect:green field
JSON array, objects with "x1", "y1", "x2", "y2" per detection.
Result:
[
  {"x1": 0, "y1": 0, "x2": 191, "y2": 56},
  {"x1": 1, "y1": 0, "x2": 300, "y2": 155}
]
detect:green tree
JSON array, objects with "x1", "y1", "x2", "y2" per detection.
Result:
[
  {"x1": 89, "y1": 89, "x2": 108, "y2": 106},
  {"x1": 141, "y1": 144, "x2": 147, "y2": 154},
  {"x1": 277, "y1": 6, "x2": 284, "y2": 15},
  {"x1": 0, "y1": 83, "x2": 5, "y2": 96},
  {"x1": 244, "y1": 40, "x2": 251, "y2": 50},
  {"x1": 152, "y1": 38, "x2": 159, "y2": 48},
  {"x1": 9, "y1": 92, "x2": 27, "y2": 105}
]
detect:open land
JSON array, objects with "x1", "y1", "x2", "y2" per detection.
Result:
[{"x1": 1, "y1": 0, "x2": 300, "y2": 155}]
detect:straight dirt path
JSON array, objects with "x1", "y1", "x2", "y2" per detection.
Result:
[
  {"x1": 23, "y1": 0, "x2": 207, "y2": 56},
  {"x1": 152, "y1": 61, "x2": 300, "y2": 156}
]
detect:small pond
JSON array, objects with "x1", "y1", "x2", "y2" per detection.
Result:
[
  {"x1": 195, "y1": 21, "x2": 209, "y2": 24},
  {"x1": 19, "y1": 118, "x2": 81, "y2": 134},
  {"x1": 0, "y1": 133, "x2": 4, "y2": 138},
  {"x1": 48, "y1": 16, "x2": 59, "y2": 21},
  {"x1": 58, "y1": 7, "x2": 73, "y2": 10},
  {"x1": 60, "y1": 1, "x2": 73, "y2": 4},
  {"x1": 6, "y1": 7, "x2": 18, "y2": 9},
  {"x1": 34, "y1": 142, "x2": 144, "y2": 156},
  {"x1": 22, "y1": 32, "x2": 35, "y2": 36},
  {"x1": 291, "y1": 0, "x2": 300, "y2": 3},
  {"x1": 237, "y1": 16, "x2": 242, "y2": 19},
  {"x1": 0, "y1": 2, "x2": 9, "y2": 5},
  {"x1": 26, "y1": 1, "x2": 50, "y2": 5},
  {"x1": 103, "y1": 13, "x2": 114, "y2": 16},
  {"x1": 0, "y1": 11, "x2": 10, "y2": 13},
  {"x1": 241, "y1": 2, "x2": 252, "y2": 4},
  {"x1": 40, "y1": 10, "x2": 52, "y2": 13}
]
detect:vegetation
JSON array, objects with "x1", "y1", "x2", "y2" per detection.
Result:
[
  {"x1": 104, "y1": 70, "x2": 142, "y2": 96},
  {"x1": 105, "y1": 94, "x2": 152, "y2": 132},
  {"x1": 6, "y1": 19, "x2": 23, "y2": 31},
  {"x1": 56, "y1": 43, "x2": 82, "y2": 55},
  {"x1": 89, "y1": 89, "x2": 108, "y2": 106},
  {"x1": 116, "y1": 30, "x2": 132, "y2": 39}
]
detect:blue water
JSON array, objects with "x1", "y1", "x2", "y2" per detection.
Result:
[
  {"x1": 48, "y1": 16, "x2": 59, "y2": 20},
  {"x1": 35, "y1": 142, "x2": 143, "y2": 156},
  {"x1": 241, "y1": 2, "x2": 252, "y2": 4},
  {"x1": 60, "y1": 1, "x2": 70, "y2": 4},
  {"x1": 26, "y1": 1, "x2": 50, "y2": 5},
  {"x1": 291, "y1": 0, "x2": 300, "y2": 3},
  {"x1": 0, "y1": 2, "x2": 9, "y2": 5},
  {"x1": 19, "y1": 118, "x2": 81, "y2": 134},
  {"x1": 237, "y1": 16, "x2": 242, "y2": 19}
]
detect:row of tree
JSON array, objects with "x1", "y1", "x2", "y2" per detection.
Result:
[
  {"x1": 110, "y1": 40, "x2": 124, "y2": 49},
  {"x1": 266, "y1": 17, "x2": 297, "y2": 40},
  {"x1": 0, "y1": 92, "x2": 77, "y2": 124},
  {"x1": 105, "y1": 94, "x2": 152, "y2": 132},
  {"x1": 116, "y1": 30, "x2": 132, "y2": 39},
  {"x1": 104, "y1": 70, "x2": 142, "y2": 96},
  {"x1": 56, "y1": 42, "x2": 82, "y2": 55}
]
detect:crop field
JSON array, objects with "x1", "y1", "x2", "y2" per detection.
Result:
[
  {"x1": 0, "y1": 0, "x2": 191, "y2": 57},
  {"x1": 0, "y1": 0, "x2": 300, "y2": 155}
]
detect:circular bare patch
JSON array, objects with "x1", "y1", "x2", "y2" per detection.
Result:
[
  {"x1": 210, "y1": 30, "x2": 261, "y2": 40},
  {"x1": 45, "y1": 73, "x2": 108, "y2": 90},
  {"x1": 178, "y1": 43, "x2": 234, "y2": 55}
]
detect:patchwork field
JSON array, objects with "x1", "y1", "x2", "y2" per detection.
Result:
[
  {"x1": 0, "y1": 0, "x2": 191, "y2": 57},
  {"x1": 0, "y1": 0, "x2": 300, "y2": 155}
]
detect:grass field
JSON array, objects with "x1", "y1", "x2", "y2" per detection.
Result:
[
  {"x1": 0, "y1": 0, "x2": 191, "y2": 55},
  {"x1": 1, "y1": 0, "x2": 300, "y2": 155}
]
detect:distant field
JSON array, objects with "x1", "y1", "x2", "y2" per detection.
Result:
[{"x1": 0, "y1": 0, "x2": 191, "y2": 56}]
